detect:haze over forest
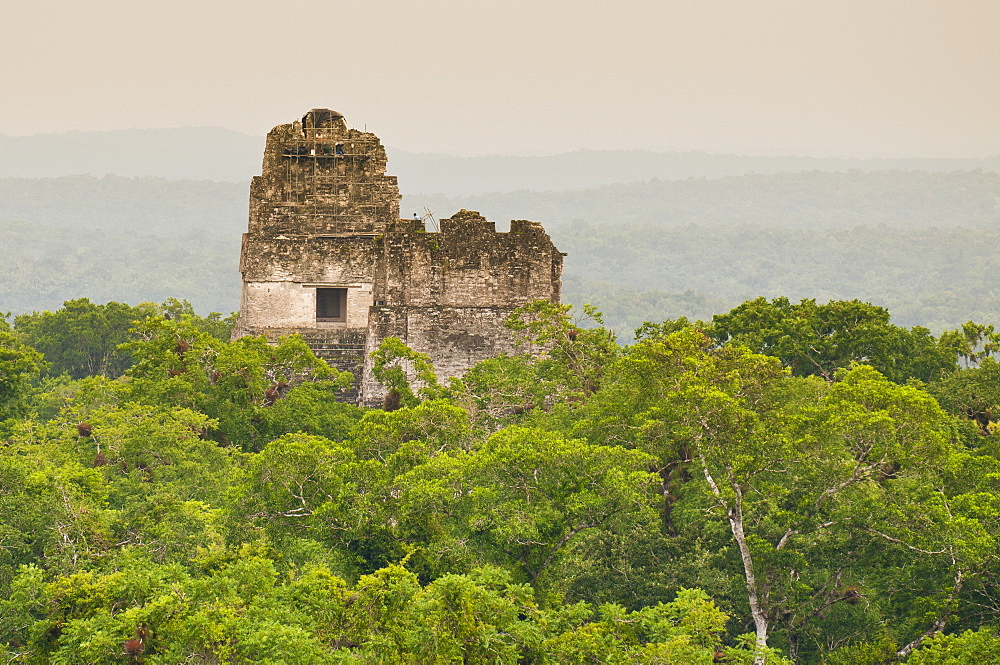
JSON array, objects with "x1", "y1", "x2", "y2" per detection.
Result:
[
  {"x1": 4, "y1": 127, "x2": 1000, "y2": 661},
  {"x1": 2, "y1": 127, "x2": 998, "y2": 341},
  {"x1": 3, "y1": 128, "x2": 1000, "y2": 193}
]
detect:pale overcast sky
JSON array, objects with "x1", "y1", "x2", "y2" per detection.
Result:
[{"x1": 1, "y1": 0, "x2": 997, "y2": 157}]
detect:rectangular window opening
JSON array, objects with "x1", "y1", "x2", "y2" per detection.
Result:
[{"x1": 316, "y1": 287, "x2": 348, "y2": 322}]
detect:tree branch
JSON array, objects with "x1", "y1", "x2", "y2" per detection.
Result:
[{"x1": 896, "y1": 569, "x2": 964, "y2": 659}]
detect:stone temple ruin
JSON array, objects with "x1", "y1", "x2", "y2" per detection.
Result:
[{"x1": 233, "y1": 109, "x2": 564, "y2": 405}]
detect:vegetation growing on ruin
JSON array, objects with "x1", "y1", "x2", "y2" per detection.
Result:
[{"x1": 4, "y1": 297, "x2": 1000, "y2": 663}]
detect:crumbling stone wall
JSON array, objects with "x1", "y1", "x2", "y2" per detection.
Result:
[
  {"x1": 375, "y1": 211, "x2": 562, "y2": 307},
  {"x1": 359, "y1": 210, "x2": 563, "y2": 405},
  {"x1": 234, "y1": 110, "x2": 563, "y2": 404}
]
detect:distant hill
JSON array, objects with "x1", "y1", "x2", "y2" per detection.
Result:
[
  {"x1": 558, "y1": 224, "x2": 1000, "y2": 338},
  {"x1": 403, "y1": 169, "x2": 1000, "y2": 230},
  {"x1": 4, "y1": 170, "x2": 996, "y2": 240},
  {"x1": 0, "y1": 222, "x2": 239, "y2": 316},
  {"x1": 389, "y1": 149, "x2": 1000, "y2": 197},
  {"x1": 0, "y1": 175, "x2": 246, "y2": 236},
  {"x1": 3, "y1": 127, "x2": 998, "y2": 194},
  {"x1": 0, "y1": 128, "x2": 263, "y2": 182}
]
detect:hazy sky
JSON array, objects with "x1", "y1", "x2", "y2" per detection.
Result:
[{"x1": 2, "y1": 0, "x2": 997, "y2": 157}]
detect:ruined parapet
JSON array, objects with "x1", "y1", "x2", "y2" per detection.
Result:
[
  {"x1": 249, "y1": 108, "x2": 400, "y2": 236},
  {"x1": 374, "y1": 210, "x2": 561, "y2": 307}
]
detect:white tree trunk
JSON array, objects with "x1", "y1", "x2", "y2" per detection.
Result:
[{"x1": 700, "y1": 459, "x2": 769, "y2": 665}]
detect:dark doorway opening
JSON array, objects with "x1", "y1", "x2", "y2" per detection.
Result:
[{"x1": 316, "y1": 288, "x2": 347, "y2": 322}]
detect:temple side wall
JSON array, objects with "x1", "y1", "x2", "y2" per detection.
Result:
[
  {"x1": 375, "y1": 214, "x2": 563, "y2": 308},
  {"x1": 360, "y1": 306, "x2": 522, "y2": 406},
  {"x1": 359, "y1": 211, "x2": 564, "y2": 406}
]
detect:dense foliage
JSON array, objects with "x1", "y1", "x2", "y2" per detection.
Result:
[
  {"x1": 0, "y1": 222, "x2": 240, "y2": 316},
  {"x1": 12, "y1": 299, "x2": 235, "y2": 380},
  {"x1": 4, "y1": 297, "x2": 1000, "y2": 663}
]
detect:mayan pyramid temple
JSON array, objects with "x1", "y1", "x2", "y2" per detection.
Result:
[{"x1": 233, "y1": 108, "x2": 564, "y2": 405}]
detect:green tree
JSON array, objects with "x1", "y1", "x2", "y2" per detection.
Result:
[
  {"x1": 13, "y1": 298, "x2": 236, "y2": 382},
  {"x1": 575, "y1": 327, "x2": 979, "y2": 662},
  {"x1": 903, "y1": 628, "x2": 1000, "y2": 664},
  {"x1": 0, "y1": 433, "x2": 112, "y2": 590},
  {"x1": 698, "y1": 297, "x2": 956, "y2": 383},
  {"x1": 157, "y1": 297, "x2": 237, "y2": 341},
  {"x1": 445, "y1": 301, "x2": 620, "y2": 432},
  {"x1": 939, "y1": 321, "x2": 1000, "y2": 369},
  {"x1": 227, "y1": 433, "x2": 389, "y2": 575},
  {"x1": 396, "y1": 427, "x2": 658, "y2": 588},
  {"x1": 0, "y1": 456, "x2": 66, "y2": 594},
  {"x1": 119, "y1": 315, "x2": 352, "y2": 450},
  {"x1": 14, "y1": 298, "x2": 155, "y2": 379},
  {"x1": 369, "y1": 336, "x2": 446, "y2": 408},
  {"x1": 0, "y1": 319, "x2": 45, "y2": 421},
  {"x1": 504, "y1": 301, "x2": 620, "y2": 401},
  {"x1": 929, "y1": 358, "x2": 1000, "y2": 435}
]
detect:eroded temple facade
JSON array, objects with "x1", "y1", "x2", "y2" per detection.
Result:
[{"x1": 233, "y1": 109, "x2": 563, "y2": 405}]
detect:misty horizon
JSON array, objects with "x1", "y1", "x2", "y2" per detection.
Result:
[
  {"x1": 3, "y1": 124, "x2": 999, "y2": 162},
  {"x1": 2, "y1": 1, "x2": 997, "y2": 160}
]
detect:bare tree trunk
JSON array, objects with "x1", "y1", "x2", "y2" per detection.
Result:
[
  {"x1": 701, "y1": 459, "x2": 769, "y2": 665},
  {"x1": 729, "y1": 481, "x2": 770, "y2": 665}
]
